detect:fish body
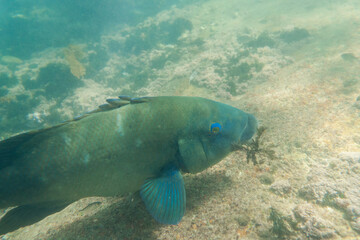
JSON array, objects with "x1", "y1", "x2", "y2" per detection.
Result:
[{"x1": 0, "y1": 96, "x2": 257, "y2": 233}]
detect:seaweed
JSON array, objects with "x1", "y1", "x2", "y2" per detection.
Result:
[
  {"x1": 0, "y1": 73, "x2": 18, "y2": 88},
  {"x1": 269, "y1": 208, "x2": 292, "y2": 239},
  {"x1": 234, "y1": 126, "x2": 276, "y2": 165},
  {"x1": 150, "y1": 55, "x2": 168, "y2": 69},
  {"x1": 258, "y1": 173, "x2": 275, "y2": 185},
  {"x1": 235, "y1": 215, "x2": 250, "y2": 227},
  {"x1": 0, "y1": 88, "x2": 9, "y2": 97},
  {"x1": 212, "y1": 50, "x2": 264, "y2": 96},
  {"x1": 227, "y1": 62, "x2": 252, "y2": 82},
  {"x1": 86, "y1": 45, "x2": 109, "y2": 78},
  {"x1": 150, "y1": 49, "x2": 182, "y2": 69},
  {"x1": 23, "y1": 63, "x2": 83, "y2": 99},
  {"x1": 159, "y1": 18, "x2": 193, "y2": 44},
  {"x1": 341, "y1": 53, "x2": 357, "y2": 62},
  {"x1": 123, "y1": 18, "x2": 193, "y2": 55},
  {"x1": 63, "y1": 45, "x2": 86, "y2": 79},
  {"x1": 245, "y1": 32, "x2": 275, "y2": 48},
  {"x1": 190, "y1": 38, "x2": 205, "y2": 48},
  {"x1": 341, "y1": 78, "x2": 359, "y2": 94},
  {"x1": 279, "y1": 28, "x2": 310, "y2": 43}
]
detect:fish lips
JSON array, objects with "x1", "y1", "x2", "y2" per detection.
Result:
[{"x1": 240, "y1": 114, "x2": 258, "y2": 142}]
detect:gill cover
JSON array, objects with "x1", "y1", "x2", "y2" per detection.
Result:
[{"x1": 178, "y1": 138, "x2": 208, "y2": 173}]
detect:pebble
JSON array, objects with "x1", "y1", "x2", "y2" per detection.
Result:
[
  {"x1": 341, "y1": 53, "x2": 358, "y2": 62},
  {"x1": 354, "y1": 96, "x2": 360, "y2": 109},
  {"x1": 192, "y1": 224, "x2": 197, "y2": 230},
  {"x1": 298, "y1": 182, "x2": 340, "y2": 203},
  {"x1": 258, "y1": 173, "x2": 274, "y2": 185},
  {"x1": 270, "y1": 180, "x2": 291, "y2": 196},
  {"x1": 236, "y1": 215, "x2": 250, "y2": 226},
  {"x1": 339, "y1": 152, "x2": 360, "y2": 164},
  {"x1": 1, "y1": 55, "x2": 23, "y2": 64},
  {"x1": 351, "y1": 218, "x2": 360, "y2": 233},
  {"x1": 293, "y1": 204, "x2": 336, "y2": 239}
]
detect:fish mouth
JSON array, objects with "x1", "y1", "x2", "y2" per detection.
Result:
[
  {"x1": 231, "y1": 129, "x2": 256, "y2": 152},
  {"x1": 231, "y1": 140, "x2": 248, "y2": 152}
]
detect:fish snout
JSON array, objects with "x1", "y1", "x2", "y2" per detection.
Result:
[{"x1": 240, "y1": 114, "x2": 258, "y2": 142}]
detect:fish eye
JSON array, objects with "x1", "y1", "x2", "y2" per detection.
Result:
[{"x1": 210, "y1": 122, "x2": 222, "y2": 134}]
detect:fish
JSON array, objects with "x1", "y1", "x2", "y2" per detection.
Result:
[{"x1": 0, "y1": 96, "x2": 257, "y2": 234}]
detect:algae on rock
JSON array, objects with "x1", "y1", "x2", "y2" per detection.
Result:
[{"x1": 64, "y1": 45, "x2": 86, "y2": 79}]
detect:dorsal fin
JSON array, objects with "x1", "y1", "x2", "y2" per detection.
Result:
[
  {"x1": 73, "y1": 96, "x2": 152, "y2": 120},
  {"x1": 0, "y1": 96, "x2": 152, "y2": 170}
]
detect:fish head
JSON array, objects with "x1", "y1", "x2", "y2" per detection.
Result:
[{"x1": 178, "y1": 99, "x2": 257, "y2": 174}]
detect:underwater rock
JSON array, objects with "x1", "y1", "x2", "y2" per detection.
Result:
[
  {"x1": 117, "y1": 63, "x2": 154, "y2": 90},
  {"x1": 0, "y1": 0, "x2": 196, "y2": 59},
  {"x1": 342, "y1": 78, "x2": 358, "y2": 88},
  {"x1": 341, "y1": 53, "x2": 358, "y2": 62},
  {"x1": 351, "y1": 218, "x2": 360, "y2": 233},
  {"x1": 279, "y1": 28, "x2": 310, "y2": 43},
  {"x1": 298, "y1": 182, "x2": 344, "y2": 207},
  {"x1": 293, "y1": 204, "x2": 336, "y2": 239},
  {"x1": 0, "y1": 88, "x2": 9, "y2": 97},
  {"x1": 123, "y1": 18, "x2": 193, "y2": 55},
  {"x1": 0, "y1": 73, "x2": 18, "y2": 88},
  {"x1": 159, "y1": 18, "x2": 193, "y2": 44},
  {"x1": 1, "y1": 55, "x2": 23, "y2": 65},
  {"x1": 269, "y1": 207, "x2": 292, "y2": 238},
  {"x1": 340, "y1": 78, "x2": 359, "y2": 95},
  {"x1": 339, "y1": 152, "x2": 360, "y2": 164},
  {"x1": 212, "y1": 51, "x2": 264, "y2": 96},
  {"x1": 355, "y1": 96, "x2": 360, "y2": 109},
  {"x1": 23, "y1": 63, "x2": 83, "y2": 99},
  {"x1": 245, "y1": 32, "x2": 275, "y2": 48},
  {"x1": 150, "y1": 50, "x2": 183, "y2": 70},
  {"x1": 235, "y1": 215, "x2": 251, "y2": 227},
  {"x1": 0, "y1": 93, "x2": 42, "y2": 136},
  {"x1": 299, "y1": 157, "x2": 360, "y2": 233},
  {"x1": 86, "y1": 45, "x2": 109, "y2": 78},
  {"x1": 63, "y1": 45, "x2": 86, "y2": 79},
  {"x1": 236, "y1": 34, "x2": 252, "y2": 44},
  {"x1": 270, "y1": 180, "x2": 291, "y2": 196},
  {"x1": 258, "y1": 172, "x2": 274, "y2": 185},
  {"x1": 0, "y1": 73, "x2": 19, "y2": 99},
  {"x1": 227, "y1": 62, "x2": 252, "y2": 82}
]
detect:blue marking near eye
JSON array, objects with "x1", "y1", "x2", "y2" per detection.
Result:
[{"x1": 210, "y1": 122, "x2": 222, "y2": 134}]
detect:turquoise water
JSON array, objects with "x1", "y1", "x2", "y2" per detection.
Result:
[{"x1": 1, "y1": 0, "x2": 360, "y2": 239}]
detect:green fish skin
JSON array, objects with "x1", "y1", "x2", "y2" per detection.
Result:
[{"x1": 0, "y1": 96, "x2": 257, "y2": 233}]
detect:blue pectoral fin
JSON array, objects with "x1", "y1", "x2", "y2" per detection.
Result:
[{"x1": 140, "y1": 166, "x2": 186, "y2": 225}]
